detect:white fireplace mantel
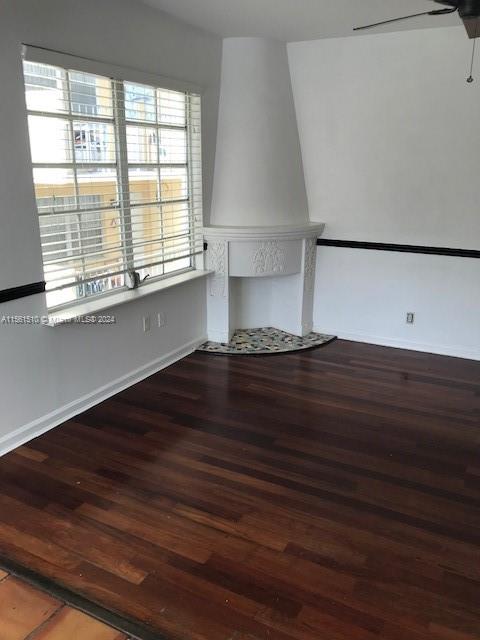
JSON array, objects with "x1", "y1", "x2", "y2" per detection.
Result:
[
  {"x1": 203, "y1": 223, "x2": 324, "y2": 241},
  {"x1": 203, "y1": 223, "x2": 325, "y2": 343}
]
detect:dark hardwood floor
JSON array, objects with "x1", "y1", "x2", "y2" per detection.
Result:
[{"x1": 1, "y1": 339, "x2": 480, "y2": 640}]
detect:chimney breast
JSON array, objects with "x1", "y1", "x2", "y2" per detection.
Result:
[{"x1": 210, "y1": 38, "x2": 309, "y2": 227}]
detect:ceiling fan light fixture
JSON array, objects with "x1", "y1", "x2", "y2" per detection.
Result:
[{"x1": 462, "y1": 15, "x2": 480, "y2": 37}]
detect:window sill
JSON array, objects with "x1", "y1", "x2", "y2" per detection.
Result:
[{"x1": 46, "y1": 269, "x2": 212, "y2": 326}]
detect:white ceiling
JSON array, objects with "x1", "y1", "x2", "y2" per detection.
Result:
[{"x1": 141, "y1": 0, "x2": 461, "y2": 42}]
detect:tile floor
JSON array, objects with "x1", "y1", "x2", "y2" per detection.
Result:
[{"x1": 0, "y1": 570, "x2": 128, "y2": 640}]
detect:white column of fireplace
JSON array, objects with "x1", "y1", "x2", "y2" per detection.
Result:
[{"x1": 204, "y1": 38, "x2": 325, "y2": 343}]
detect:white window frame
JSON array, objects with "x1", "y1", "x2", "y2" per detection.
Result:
[{"x1": 22, "y1": 45, "x2": 205, "y2": 312}]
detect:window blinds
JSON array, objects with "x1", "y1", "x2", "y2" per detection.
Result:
[{"x1": 23, "y1": 59, "x2": 203, "y2": 308}]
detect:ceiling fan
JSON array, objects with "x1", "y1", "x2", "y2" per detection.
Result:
[
  {"x1": 354, "y1": 1, "x2": 480, "y2": 81},
  {"x1": 354, "y1": 0, "x2": 480, "y2": 38}
]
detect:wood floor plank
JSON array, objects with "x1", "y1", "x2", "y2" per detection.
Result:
[
  {"x1": 14, "y1": 446, "x2": 48, "y2": 463},
  {"x1": 0, "y1": 340, "x2": 479, "y2": 640}
]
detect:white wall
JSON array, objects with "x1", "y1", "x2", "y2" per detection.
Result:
[
  {"x1": 211, "y1": 38, "x2": 308, "y2": 227},
  {"x1": 288, "y1": 27, "x2": 480, "y2": 359},
  {"x1": 0, "y1": 0, "x2": 222, "y2": 447},
  {"x1": 315, "y1": 248, "x2": 479, "y2": 359}
]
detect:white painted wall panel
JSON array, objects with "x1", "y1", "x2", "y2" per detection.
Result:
[
  {"x1": 288, "y1": 27, "x2": 480, "y2": 359},
  {"x1": 0, "y1": 0, "x2": 221, "y2": 443}
]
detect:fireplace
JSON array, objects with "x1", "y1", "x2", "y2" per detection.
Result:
[
  {"x1": 204, "y1": 223, "x2": 324, "y2": 342},
  {"x1": 204, "y1": 38, "x2": 325, "y2": 343}
]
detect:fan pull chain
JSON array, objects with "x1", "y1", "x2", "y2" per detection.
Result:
[{"x1": 467, "y1": 24, "x2": 479, "y2": 83}]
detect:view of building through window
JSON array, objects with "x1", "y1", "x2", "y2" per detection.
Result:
[{"x1": 23, "y1": 60, "x2": 202, "y2": 308}]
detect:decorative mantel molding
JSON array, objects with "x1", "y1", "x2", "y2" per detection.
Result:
[
  {"x1": 253, "y1": 241, "x2": 286, "y2": 275},
  {"x1": 303, "y1": 237, "x2": 317, "y2": 294},
  {"x1": 206, "y1": 241, "x2": 227, "y2": 298}
]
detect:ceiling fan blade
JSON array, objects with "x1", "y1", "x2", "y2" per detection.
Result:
[{"x1": 353, "y1": 7, "x2": 457, "y2": 32}]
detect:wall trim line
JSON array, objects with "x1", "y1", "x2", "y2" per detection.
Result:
[
  {"x1": 0, "y1": 335, "x2": 206, "y2": 457},
  {"x1": 316, "y1": 239, "x2": 480, "y2": 258},
  {"x1": 0, "y1": 281, "x2": 46, "y2": 304}
]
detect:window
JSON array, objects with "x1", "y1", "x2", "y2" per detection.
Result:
[
  {"x1": 23, "y1": 57, "x2": 203, "y2": 309},
  {"x1": 37, "y1": 196, "x2": 103, "y2": 257}
]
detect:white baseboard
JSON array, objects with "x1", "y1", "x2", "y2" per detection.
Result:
[
  {"x1": 314, "y1": 328, "x2": 480, "y2": 361},
  {"x1": 0, "y1": 336, "x2": 206, "y2": 457}
]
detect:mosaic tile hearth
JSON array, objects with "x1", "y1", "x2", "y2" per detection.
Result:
[{"x1": 197, "y1": 327, "x2": 336, "y2": 355}]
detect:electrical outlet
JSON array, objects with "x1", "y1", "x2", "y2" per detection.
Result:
[
  {"x1": 143, "y1": 315, "x2": 151, "y2": 332},
  {"x1": 157, "y1": 312, "x2": 166, "y2": 328},
  {"x1": 406, "y1": 312, "x2": 415, "y2": 325}
]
